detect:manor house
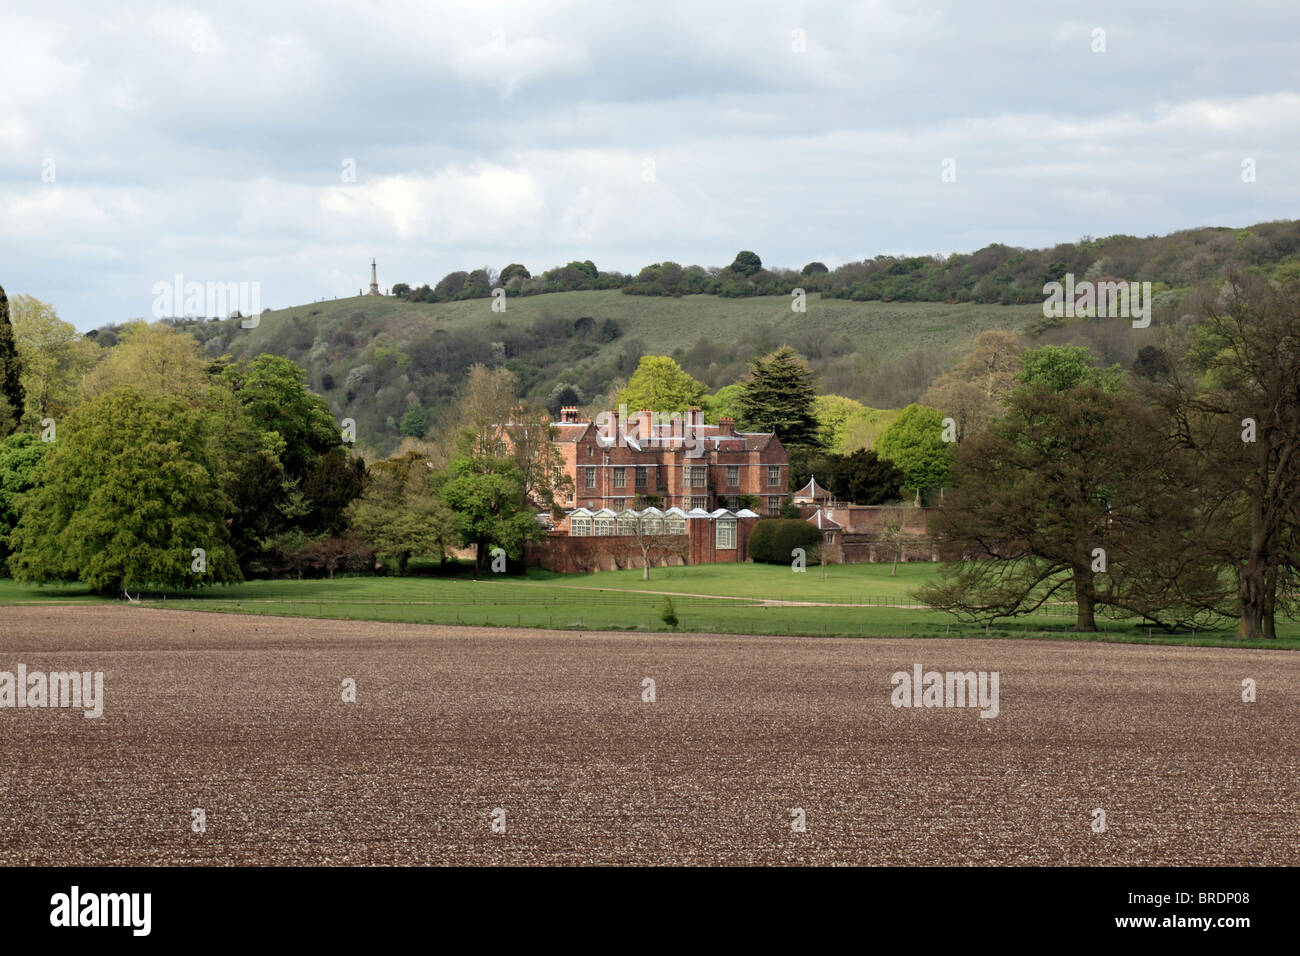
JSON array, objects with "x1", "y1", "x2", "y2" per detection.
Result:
[{"x1": 549, "y1": 406, "x2": 790, "y2": 515}]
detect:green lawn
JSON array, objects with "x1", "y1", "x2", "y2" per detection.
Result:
[{"x1": 3, "y1": 564, "x2": 1297, "y2": 650}]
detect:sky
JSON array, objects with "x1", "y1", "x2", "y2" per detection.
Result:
[{"x1": 2, "y1": 0, "x2": 1297, "y2": 330}]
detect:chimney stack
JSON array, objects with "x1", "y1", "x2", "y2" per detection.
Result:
[
  {"x1": 638, "y1": 409, "x2": 653, "y2": 440},
  {"x1": 560, "y1": 405, "x2": 579, "y2": 423},
  {"x1": 718, "y1": 416, "x2": 735, "y2": 436}
]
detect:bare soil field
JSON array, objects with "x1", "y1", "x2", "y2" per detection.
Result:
[{"x1": 1, "y1": 606, "x2": 1296, "y2": 866}]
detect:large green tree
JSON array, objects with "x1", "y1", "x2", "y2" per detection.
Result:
[
  {"x1": 221, "y1": 354, "x2": 340, "y2": 482},
  {"x1": 0, "y1": 432, "x2": 49, "y2": 570},
  {"x1": 920, "y1": 329, "x2": 1022, "y2": 442},
  {"x1": 441, "y1": 451, "x2": 544, "y2": 576},
  {"x1": 8, "y1": 387, "x2": 240, "y2": 593},
  {"x1": 348, "y1": 451, "x2": 457, "y2": 574},
  {"x1": 736, "y1": 346, "x2": 821, "y2": 448},
  {"x1": 616, "y1": 356, "x2": 709, "y2": 414},
  {"x1": 874, "y1": 404, "x2": 951, "y2": 504},
  {"x1": 825, "y1": 448, "x2": 905, "y2": 505},
  {"x1": 1147, "y1": 273, "x2": 1300, "y2": 638},
  {"x1": 919, "y1": 381, "x2": 1215, "y2": 631},
  {"x1": 9, "y1": 294, "x2": 96, "y2": 425}
]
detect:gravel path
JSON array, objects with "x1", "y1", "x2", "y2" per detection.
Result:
[{"x1": 1, "y1": 605, "x2": 1295, "y2": 865}]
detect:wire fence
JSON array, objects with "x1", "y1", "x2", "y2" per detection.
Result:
[{"x1": 131, "y1": 591, "x2": 1080, "y2": 612}]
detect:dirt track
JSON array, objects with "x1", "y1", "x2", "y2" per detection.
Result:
[{"x1": 0, "y1": 605, "x2": 1296, "y2": 865}]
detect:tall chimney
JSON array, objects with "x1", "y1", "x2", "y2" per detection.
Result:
[
  {"x1": 718, "y1": 417, "x2": 735, "y2": 436},
  {"x1": 638, "y1": 409, "x2": 653, "y2": 440}
]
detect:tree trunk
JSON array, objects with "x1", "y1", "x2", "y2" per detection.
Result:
[
  {"x1": 1073, "y1": 567, "x2": 1097, "y2": 631},
  {"x1": 1237, "y1": 493, "x2": 1276, "y2": 639},
  {"x1": 1263, "y1": 565, "x2": 1277, "y2": 638},
  {"x1": 475, "y1": 540, "x2": 487, "y2": 578},
  {"x1": 1238, "y1": 559, "x2": 1268, "y2": 639}
]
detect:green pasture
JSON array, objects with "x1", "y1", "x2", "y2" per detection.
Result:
[{"x1": 3, "y1": 563, "x2": 1297, "y2": 650}]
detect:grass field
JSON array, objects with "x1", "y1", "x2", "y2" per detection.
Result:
[{"x1": 4, "y1": 562, "x2": 1297, "y2": 650}]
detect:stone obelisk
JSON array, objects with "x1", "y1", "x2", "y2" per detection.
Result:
[{"x1": 367, "y1": 258, "x2": 380, "y2": 296}]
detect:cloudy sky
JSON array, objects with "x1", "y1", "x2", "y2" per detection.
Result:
[{"x1": 2, "y1": 0, "x2": 1297, "y2": 330}]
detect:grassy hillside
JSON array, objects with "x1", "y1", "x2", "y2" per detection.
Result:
[{"x1": 193, "y1": 291, "x2": 1041, "y2": 456}]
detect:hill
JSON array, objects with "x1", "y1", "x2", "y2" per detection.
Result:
[
  {"x1": 120, "y1": 218, "x2": 1300, "y2": 458},
  {"x1": 188, "y1": 292, "x2": 1042, "y2": 456}
]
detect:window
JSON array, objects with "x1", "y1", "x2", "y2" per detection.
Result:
[
  {"x1": 767, "y1": 466, "x2": 781, "y2": 487},
  {"x1": 826, "y1": 531, "x2": 836, "y2": 544},
  {"x1": 617, "y1": 512, "x2": 637, "y2": 535},
  {"x1": 716, "y1": 519, "x2": 737, "y2": 550},
  {"x1": 727, "y1": 466, "x2": 739, "y2": 487},
  {"x1": 766, "y1": 496, "x2": 781, "y2": 516},
  {"x1": 689, "y1": 496, "x2": 709, "y2": 510},
  {"x1": 594, "y1": 517, "x2": 614, "y2": 536},
  {"x1": 666, "y1": 516, "x2": 686, "y2": 534},
  {"x1": 690, "y1": 466, "x2": 706, "y2": 488},
  {"x1": 585, "y1": 467, "x2": 596, "y2": 489},
  {"x1": 570, "y1": 516, "x2": 591, "y2": 536},
  {"x1": 613, "y1": 467, "x2": 626, "y2": 488},
  {"x1": 587, "y1": 445, "x2": 593, "y2": 457},
  {"x1": 645, "y1": 515, "x2": 664, "y2": 534},
  {"x1": 635, "y1": 467, "x2": 647, "y2": 488}
]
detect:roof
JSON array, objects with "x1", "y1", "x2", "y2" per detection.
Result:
[
  {"x1": 807, "y1": 508, "x2": 843, "y2": 530},
  {"x1": 549, "y1": 416, "x2": 780, "y2": 453},
  {"x1": 792, "y1": 474, "x2": 832, "y2": 500}
]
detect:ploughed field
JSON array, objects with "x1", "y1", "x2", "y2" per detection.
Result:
[{"x1": 0, "y1": 606, "x2": 1296, "y2": 865}]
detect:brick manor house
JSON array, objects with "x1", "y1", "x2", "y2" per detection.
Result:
[
  {"x1": 515, "y1": 406, "x2": 788, "y2": 572},
  {"x1": 551, "y1": 405, "x2": 789, "y2": 515}
]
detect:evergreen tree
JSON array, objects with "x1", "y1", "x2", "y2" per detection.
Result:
[
  {"x1": 0, "y1": 284, "x2": 25, "y2": 435},
  {"x1": 736, "y1": 346, "x2": 821, "y2": 448}
]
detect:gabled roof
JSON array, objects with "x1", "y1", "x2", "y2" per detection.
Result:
[
  {"x1": 807, "y1": 507, "x2": 843, "y2": 530},
  {"x1": 551, "y1": 422, "x2": 592, "y2": 443}
]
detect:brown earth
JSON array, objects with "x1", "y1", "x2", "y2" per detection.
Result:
[{"x1": 0, "y1": 605, "x2": 1296, "y2": 866}]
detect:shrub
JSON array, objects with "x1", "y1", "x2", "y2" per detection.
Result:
[
  {"x1": 660, "y1": 596, "x2": 678, "y2": 628},
  {"x1": 747, "y1": 518, "x2": 821, "y2": 564}
]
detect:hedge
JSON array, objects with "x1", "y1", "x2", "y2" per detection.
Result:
[{"x1": 747, "y1": 519, "x2": 822, "y2": 565}]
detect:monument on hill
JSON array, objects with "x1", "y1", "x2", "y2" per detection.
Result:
[{"x1": 366, "y1": 258, "x2": 381, "y2": 296}]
